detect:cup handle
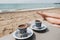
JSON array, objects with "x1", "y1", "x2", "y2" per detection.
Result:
[{"x1": 26, "y1": 23, "x2": 31, "y2": 27}]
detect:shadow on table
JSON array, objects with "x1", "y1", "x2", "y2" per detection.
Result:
[
  {"x1": 33, "y1": 28, "x2": 49, "y2": 33},
  {"x1": 16, "y1": 33, "x2": 36, "y2": 40}
]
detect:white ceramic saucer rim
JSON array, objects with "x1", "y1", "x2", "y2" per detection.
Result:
[
  {"x1": 30, "y1": 23, "x2": 47, "y2": 31},
  {"x1": 30, "y1": 25, "x2": 47, "y2": 31},
  {"x1": 12, "y1": 28, "x2": 33, "y2": 39}
]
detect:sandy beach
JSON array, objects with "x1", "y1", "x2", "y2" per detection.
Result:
[{"x1": 0, "y1": 8, "x2": 60, "y2": 38}]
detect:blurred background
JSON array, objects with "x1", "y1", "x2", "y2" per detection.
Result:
[{"x1": 0, "y1": 0, "x2": 60, "y2": 10}]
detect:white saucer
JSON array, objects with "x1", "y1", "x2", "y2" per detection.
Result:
[
  {"x1": 12, "y1": 28, "x2": 33, "y2": 39},
  {"x1": 30, "y1": 21, "x2": 47, "y2": 31}
]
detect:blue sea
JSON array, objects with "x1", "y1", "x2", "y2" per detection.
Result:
[{"x1": 0, "y1": 3, "x2": 60, "y2": 10}]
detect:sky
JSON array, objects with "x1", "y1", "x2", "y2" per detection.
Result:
[{"x1": 0, "y1": 0, "x2": 60, "y2": 3}]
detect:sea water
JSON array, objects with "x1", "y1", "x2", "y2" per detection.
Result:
[{"x1": 0, "y1": 3, "x2": 60, "y2": 10}]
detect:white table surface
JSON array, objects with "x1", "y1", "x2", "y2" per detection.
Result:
[{"x1": 0, "y1": 21, "x2": 60, "y2": 40}]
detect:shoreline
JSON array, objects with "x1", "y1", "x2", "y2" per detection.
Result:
[{"x1": 0, "y1": 7, "x2": 59, "y2": 13}]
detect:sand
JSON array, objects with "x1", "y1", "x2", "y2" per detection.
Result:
[{"x1": 0, "y1": 8, "x2": 60, "y2": 38}]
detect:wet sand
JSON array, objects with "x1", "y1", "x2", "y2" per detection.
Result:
[{"x1": 0, "y1": 8, "x2": 60, "y2": 38}]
